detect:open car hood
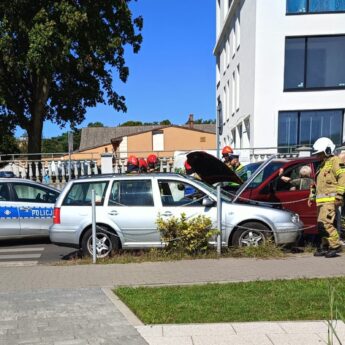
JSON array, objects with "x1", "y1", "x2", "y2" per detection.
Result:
[{"x1": 186, "y1": 151, "x2": 243, "y2": 185}]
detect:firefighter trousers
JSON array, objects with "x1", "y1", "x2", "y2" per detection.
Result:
[{"x1": 317, "y1": 203, "x2": 341, "y2": 249}]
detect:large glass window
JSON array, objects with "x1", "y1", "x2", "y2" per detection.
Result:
[
  {"x1": 278, "y1": 110, "x2": 343, "y2": 152},
  {"x1": 287, "y1": 0, "x2": 345, "y2": 13},
  {"x1": 284, "y1": 39, "x2": 305, "y2": 90},
  {"x1": 284, "y1": 36, "x2": 345, "y2": 90},
  {"x1": 278, "y1": 112, "x2": 298, "y2": 149},
  {"x1": 287, "y1": 0, "x2": 307, "y2": 13}
]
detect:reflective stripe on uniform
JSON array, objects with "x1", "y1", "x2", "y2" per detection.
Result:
[
  {"x1": 316, "y1": 197, "x2": 336, "y2": 204},
  {"x1": 336, "y1": 168, "x2": 345, "y2": 176}
]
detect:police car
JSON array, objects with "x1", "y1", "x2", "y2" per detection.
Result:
[{"x1": 0, "y1": 178, "x2": 60, "y2": 239}]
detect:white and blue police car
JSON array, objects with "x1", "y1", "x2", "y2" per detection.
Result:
[{"x1": 0, "y1": 178, "x2": 60, "y2": 239}]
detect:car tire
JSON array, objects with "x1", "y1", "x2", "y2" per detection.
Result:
[
  {"x1": 81, "y1": 226, "x2": 119, "y2": 258},
  {"x1": 231, "y1": 222, "x2": 272, "y2": 247}
]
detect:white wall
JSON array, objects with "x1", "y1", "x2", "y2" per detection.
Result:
[
  {"x1": 253, "y1": 0, "x2": 345, "y2": 148},
  {"x1": 215, "y1": 0, "x2": 256, "y2": 149}
]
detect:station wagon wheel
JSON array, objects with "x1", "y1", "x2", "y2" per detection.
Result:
[
  {"x1": 81, "y1": 226, "x2": 119, "y2": 258},
  {"x1": 231, "y1": 222, "x2": 272, "y2": 247}
]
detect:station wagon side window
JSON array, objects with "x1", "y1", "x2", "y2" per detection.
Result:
[
  {"x1": 63, "y1": 181, "x2": 108, "y2": 206},
  {"x1": 0, "y1": 183, "x2": 10, "y2": 201},
  {"x1": 158, "y1": 180, "x2": 206, "y2": 207},
  {"x1": 108, "y1": 180, "x2": 154, "y2": 207},
  {"x1": 12, "y1": 183, "x2": 59, "y2": 203}
]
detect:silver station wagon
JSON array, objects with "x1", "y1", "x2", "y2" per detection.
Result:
[
  {"x1": 0, "y1": 178, "x2": 60, "y2": 239},
  {"x1": 49, "y1": 170, "x2": 303, "y2": 258}
]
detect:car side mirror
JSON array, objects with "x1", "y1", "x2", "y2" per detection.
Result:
[{"x1": 202, "y1": 197, "x2": 215, "y2": 207}]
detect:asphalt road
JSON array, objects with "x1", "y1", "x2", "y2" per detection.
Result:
[{"x1": 0, "y1": 237, "x2": 78, "y2": 266}]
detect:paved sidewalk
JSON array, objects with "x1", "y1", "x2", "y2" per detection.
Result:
[
  {"x1": 0, "y1": 288, "x2": 148, "y2": 345},
  {"x1": 0, "y1": 255, "x2": 345, "y2": 292},
  {"x1": 1, "y1": 256, "x2": 345, "y2": 345},
  {"x1": 136, "y1": 321, "x2": 345, "y2": 345}
]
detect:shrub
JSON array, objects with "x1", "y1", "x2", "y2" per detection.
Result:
[{"x1": 156, "y1": 213, "x2": 218, "y2": 254}]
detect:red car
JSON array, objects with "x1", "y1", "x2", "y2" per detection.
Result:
[{"x1": 187, "y1": 152, "x2": 321, "y2": 237}]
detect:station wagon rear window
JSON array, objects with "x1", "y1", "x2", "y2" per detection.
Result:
[{"x1": 63, "y1": 181, "x2": 108, "y2": 206}]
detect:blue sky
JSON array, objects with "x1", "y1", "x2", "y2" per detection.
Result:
[{"x1": 21, "y1": 1, "x2": 216, "y2": 138}]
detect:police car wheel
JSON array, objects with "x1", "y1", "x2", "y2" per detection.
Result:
[
  {"x1": 81, "y1": 226, "x2": 119, "y2": 258},
  {"x1": 232, "y1": 222, "x2": 272, "y2": 247}
]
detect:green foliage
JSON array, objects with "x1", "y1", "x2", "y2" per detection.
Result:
[
  {"x1": 119, "y1": 119, "x2": 171, "y2": 126},
  {"x1": 0, "y1": 1, "x2": 143, "y2": 153},
  {"x1": 156, "y1": 213, "x2": 218, "y2": 254},
  {"x1": 193, "y1": 118, "x2": 216, "y2": 124},
  {"x1": 0, "y1": 115, "x2": 19, "y2": 155},
  {"x1": 87, "y1": 122, "x2": 104, "y2": 128}
]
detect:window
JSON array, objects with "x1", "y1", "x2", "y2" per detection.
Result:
[
  {"x1": 216, "y1": 56, "x2": 220, "y2": 85},
  {"x1": 245, "y1": 162, "x2": 285, "y2": 189},
  {"x1": 158, "y1": 180, "x2": 207, "y2": 207},
  {"x1": 284, "y1": 36, "x2": 345, "y2": 90},
  {"x1": 231, "y1": 128, "x2": 236, "y2": 147},
  {"x1": 200, "y1": 136, "x2": 206, "y2": 143},
  {"x1": 0, "y1": 183, "x2": 10, "y2": 201},
  {"x1": 236, "y1": 64, "x2": 240, "y2": 110},
  {"x1": 109, "y1": 180, "x2": 154, "y2": 207},
  {"x1": 231, "y1": 28, "x2": 236, "y2": 58},
  {"x1": 63, "y1": 181, "x2": 108, "y2": 206},
  {"x1": 287, "y1": 0, "x2": 345, "y2": 14},
  {"x1": 152, "y1": 130, "x2": 164, "y2": 151},
  {"x1": 231, "y1": 71, "x2": 235, "y2": 115},
  {"x1": 235, "y1": 12, "x2": 240, "y2": 49},
  {"x1": 12, "y1": 183, "x2": 59, "y2": 204},
  {"x1": 227, "y1": 80, "x2": 230, "y2": 120},
  {"x1": 278, "y1": 110, "x2": 343, "y2": 152},
  {"x1": 223, "y1": 86, "x2": 227, "y2": 120},
  {"x1": 238, "y1": 123, "x2": 243, "y2": 148}
]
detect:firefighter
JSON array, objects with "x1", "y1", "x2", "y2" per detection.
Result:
[
  {"x1": 139, "y1": 158, "x2": 148, "y2": 173},
  {"x1": 222, "y1": 146, "x2": 234, "y2": 168},
  {"x1": 147, "y1": 154, "x2": 159, "y2": 172},
  {"x1": 308, "y1": 137, "x2": 345, "y2": 258},
  {"x1": 184, "y1": 160, "x2": 200, "y2": 180},
  {"x1": 227, "y1": 154, "x2": 244, "y2": 176},
  {"x1": 126, "y1": 155, "x2": 139, "y2": 174}
]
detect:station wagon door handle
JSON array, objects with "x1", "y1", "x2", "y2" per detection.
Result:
[
  {"x1": 162, "y1": 211, "x2": 172, "y2": 217},
  {"x1": 108, "y1": 210, "x2": 118, "y2": 216}
]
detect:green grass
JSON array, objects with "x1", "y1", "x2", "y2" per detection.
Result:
[{"x1": 115, "y1": 278, "x2": 345, "y2": 324}]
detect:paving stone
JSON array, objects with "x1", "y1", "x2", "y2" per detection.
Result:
[
  {"x1": 0, "y1": 288, "x2": 148, "y2": 345},
  {"x1": 232, "y1": 322, "x2": 286, "y2": 334},
  {"x1": 162, "y1": 323, "x2": 236, "y2": 337},
  {"x1": 143, "y1": 336, "x2": 193, "y2": 345},
  {"x1": 267, "y1": 333, "x2": 326, "y2": 345},
  {"x1": 192, "y1": 334, "x2": 273, "y2": 345}
]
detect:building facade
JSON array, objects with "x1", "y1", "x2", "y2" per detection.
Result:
[{"x1": 215, "y1": 0, "x2": 345, "y2": 152}]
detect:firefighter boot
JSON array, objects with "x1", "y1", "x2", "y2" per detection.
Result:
[{"x1": 325, "y1": 246, "x2": 342, "y2": 258}]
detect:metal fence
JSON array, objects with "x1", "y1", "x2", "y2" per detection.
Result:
[{"x1": 0, "y1": 146, "x2": 309, "y2": 188}]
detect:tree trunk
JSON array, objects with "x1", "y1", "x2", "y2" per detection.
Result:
[
  {"x1": 26, "y1": 77, "x2": 50, "y2": 161},
  {"x1": 27, "y1": 118, "x2": 43, "y2": 161}
]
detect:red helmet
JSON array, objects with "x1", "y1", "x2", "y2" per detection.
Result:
[
  {"x1": 147, "y1": 154, "x2": 158, "y2": 164},
  {"x1": 139, "y1": 158, "x2": 147, "y2": 168},
  {"x1": 184, "y1": 160, "x2": 192, "y2": 170},
  {"x1": 127, "y1": 155, "x2": 139, "y2": 166},
  {"x1": 222, "y1": 146, "x2": 233, "y2": 156}
]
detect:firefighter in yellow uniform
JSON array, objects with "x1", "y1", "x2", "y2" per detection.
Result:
[{"x1": 308, "y1": 137, "x2": 345, "y2": 258}]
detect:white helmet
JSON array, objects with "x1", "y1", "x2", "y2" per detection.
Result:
[{"x1": 312, "y1": 137, "x2": 335, "y2": 156}]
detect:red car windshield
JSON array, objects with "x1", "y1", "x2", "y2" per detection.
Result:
[{"x1": 239, "y1": 161, "x2": 285, "y2": 189}]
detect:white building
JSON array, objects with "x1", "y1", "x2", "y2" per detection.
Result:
[{"x1": 214, "y1": 0, "x2": 345, "y2": 153}]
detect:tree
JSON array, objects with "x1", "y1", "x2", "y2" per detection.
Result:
[
  {"x1": 0, "y1": 1, "x2": 143, "y2": 158},
  {"x1": 87, "y1": 122, "x2": 104, "y2": 128},
  {"x1": 159, "y1": 119, "x2": 171, "y2": 125},
  {"x1": 0, "y1": 115, "x2": 19, "y2": 156},
  {"x1": 120, "y1": 120, "x2": 143, "y2": 126},
  {"x1": 194, "y1": 118, "x2": 216, "y2": 124}
]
